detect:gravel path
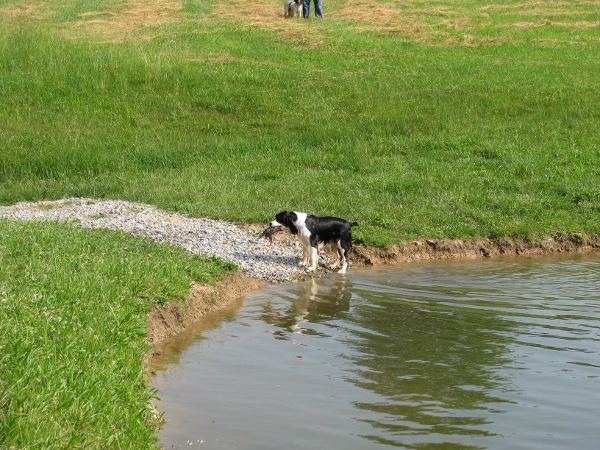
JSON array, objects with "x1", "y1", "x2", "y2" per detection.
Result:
[{"x1": 0, "y1": 198, "x2": 305, "y2": 282}]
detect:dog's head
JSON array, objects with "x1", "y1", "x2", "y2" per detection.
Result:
[
  {"x1": 294, "y1": 0, "x2": 302, "y2": 4},
  {"x1": 271, "y1": 211, "x2": 298, "y2": 235}
]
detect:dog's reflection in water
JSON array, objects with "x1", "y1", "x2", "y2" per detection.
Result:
[{"x1": 260, "y1": 276, "x2": 352, "y2": 336}]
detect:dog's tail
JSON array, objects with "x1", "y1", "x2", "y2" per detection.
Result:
[{"x1": 349, "y1": 221, "x2": 359, "y2": 227}]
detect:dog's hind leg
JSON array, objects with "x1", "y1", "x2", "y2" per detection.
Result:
[
  {"x1": 329, "y1": 242, "x2": 344, "y2": 270},
  {"x1": 337, "y1": 235, "x2": 352, "y2": 274},
  {"x1": 337, "y1": 249, "x2": 348, "y2": 274}
]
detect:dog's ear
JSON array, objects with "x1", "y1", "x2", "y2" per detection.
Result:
[
  {"x1": 275, "y1": 211, "x2": 298, "y2": 227},
  {"x1": 275, "y1": 211, "x2": 290, "y2": 223},
  {"x1": 287, "y1": 211, "x2": 298, "y2": 223},
  {"x1": 279, "y1": 211, "x2": 299, "y2": 234}
]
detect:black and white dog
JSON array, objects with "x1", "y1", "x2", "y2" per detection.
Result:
[
  {"x1": 283, "y1": 0, "x2": 302, "y2": 18},
  {"x1": 271, "y1": 211, "x2": 359, "y2": 274}
]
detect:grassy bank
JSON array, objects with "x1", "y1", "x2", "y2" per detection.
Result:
[
  {"x1": 0, "y1": 220, "x2": 233, "y2": 448},
  {"x1": 1, "y1": 0, "x2": 599, "y2": 447},
  {"x1": 1, "y1": 0, "x2": 599, "y2": 245}
]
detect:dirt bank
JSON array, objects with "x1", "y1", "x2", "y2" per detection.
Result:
[
  {"x1": 147, "y1": 271, "x2": 267, "y2": 349},
  {"x1": 353, "y1": 233, "x2": 600, "y2": 265},
  {"x1": 147, "y1": 232, "x2": 600, "y2": 351}
]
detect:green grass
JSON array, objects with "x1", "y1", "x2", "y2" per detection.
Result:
[
  {"x1": 1, "y1": 0, "x2": 599, "y2": 446},
  {"x1": 0, "y1": 220, "x2": 234, "y2": 448},
  {"x1": 1, "y1": 0, "x2": 599, "y2": 246}
]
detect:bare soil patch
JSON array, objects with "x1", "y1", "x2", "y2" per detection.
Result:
[
  {"x1": 1, "y1": 1, "x2": 48, "y2": 18},
  {"x1": 482, "y1": 1, "x2": 600, "y2": 13},
  {"x1": 353, "y1": 234, "x2": 600, "y2": 266},
  {"x1": 342, "y1": 0, "x2": 600, "y2": 43},
  {"x1": 508, "y1": 20, "x2": 600, "y2": 30},
  {"x1": 339, "y1": 0, "x2": 427, "y2": 37},
  {"x1": 71, "y1": 0, "x2": 183, "y2": 42},
  {"x1": 0, "y1": 0, "x2": 184, "y2": 41}
]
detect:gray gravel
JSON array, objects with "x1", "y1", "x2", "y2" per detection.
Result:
[{"x1": 0, "y1": 198, "x2": 305, "y2": 282}]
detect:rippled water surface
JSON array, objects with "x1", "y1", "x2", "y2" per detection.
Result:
[{"x1": 152, "y1": 254, "x2": 600, "y2": 449}]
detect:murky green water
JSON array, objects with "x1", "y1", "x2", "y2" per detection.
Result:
[{"x1": 152, "y1": 253, "x2": 600, "y2": 449}]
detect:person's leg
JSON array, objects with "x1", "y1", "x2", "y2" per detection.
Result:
[
  {"x1": 303, "y1": 0, "x2": 310, "y2": 18},
  {"x1": 314, "y1": 0, "x2": 323, "y2": 18}
]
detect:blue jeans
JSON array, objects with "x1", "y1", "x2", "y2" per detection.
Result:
[{"x1": 303, "y1": 0, "x2": 322, "y2": 18}]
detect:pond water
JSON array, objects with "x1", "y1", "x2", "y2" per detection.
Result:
[{"x1": 152, "y1": 253, "x2": 600, "y2": 449}]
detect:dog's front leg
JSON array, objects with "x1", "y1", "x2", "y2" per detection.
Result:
[
  {"x1": 299, "y1": 243, "x2": 310, "y2": 267},
  {"x1": 306, "y1": 236, "x2": 320, "y2": 272},
  {"x1": 309, "y1": 246, "x2": 318, "y2": 272}
]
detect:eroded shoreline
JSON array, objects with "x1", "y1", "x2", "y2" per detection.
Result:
[{"x1": 2, "y1": 197, "x2": 598, "y2": 348}]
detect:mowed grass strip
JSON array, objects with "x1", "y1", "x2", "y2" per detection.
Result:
[{"x1": 0, "y1": 220, "x2": 234, "y2": 448}]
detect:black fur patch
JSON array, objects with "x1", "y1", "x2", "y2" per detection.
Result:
[{"x1": 275, "y1": 211, "x2": 299, "y2": 235}]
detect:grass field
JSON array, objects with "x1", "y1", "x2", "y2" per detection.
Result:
[
  {"x1": 2, "y1": 0, "x2": 599, "y2": 245},
  {"x1": 1, "y1": 0, "x2": 599, "y2": 447}
]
